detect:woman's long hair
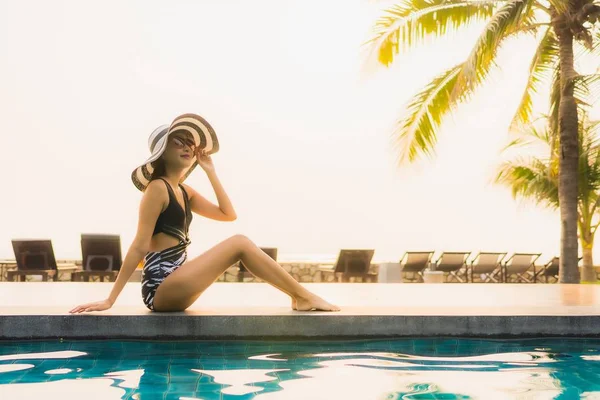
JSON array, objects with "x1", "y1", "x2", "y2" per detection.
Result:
[{"x1": 150, "y1": 157, "x2": 166, "y2": 182}]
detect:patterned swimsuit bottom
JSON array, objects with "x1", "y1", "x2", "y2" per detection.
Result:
[{"x1": 141, "y1": 238, "x2": 189, "y2": 311}]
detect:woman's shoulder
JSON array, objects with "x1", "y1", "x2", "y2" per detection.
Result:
[
  {"x1": 147, "y1": 178, "x2": 167, "y2": 190},
  {"x1": 144, "y1": 180, "x2": 170, "y2": 212},
  {"x1": 145, "y1": 179, "x2": 170, "y2": 199}
]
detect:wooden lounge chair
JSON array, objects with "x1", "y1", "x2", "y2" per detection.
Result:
[
  {"x1": 469, "y1": 252, "x2": 507, "y2": 283},
  {"x1": 332, "y1": 249, "x2": 376, "y2": 282},
  {"x1": 8, "y1": 239, "x2": 58, "y2": 282},
  {"x1": 537, "y1": 256, "x2": 559, "y2": 283},
  {"x1": 238, "y1": 247, "x2": 278, "y2": 282},
  {"x1": 71, "y1": 234, "x2": 122, "y2": 282},
  {"x1": 399, "y1": 251, "x2": 434, "y2": 283},
  {"x1": 536, "y1": 256, "x2": 582, "y2": 283},
  {"x1": 503, "y1": 253, "x2": 541, "y2": 283},
  {"x1": 433, "y1": 251, "x2": 471, "y2": 283}
]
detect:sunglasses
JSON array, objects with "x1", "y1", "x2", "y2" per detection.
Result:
[{"x1": 170, "y1": 136, "x2": 197, "y2": 151}]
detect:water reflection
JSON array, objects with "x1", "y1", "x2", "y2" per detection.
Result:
[
  {"x1": 0, "y1": 374, "x2": 130, "y2": 399},
  {"x1": 0, "y1": 350, "x2": 86, "y2": 361},
  {"x1": 194, "y1": 368, "x2": 288, "y2": 396},
  {"x1": 45, "y1": 368, "x2": 74, "y2": 374},
  {"x1": 0, "y1": 339, "x2": 598, "y2": 399},
  {"x1": 0, "y1": 364, "x2": 33, "y2": 373}
]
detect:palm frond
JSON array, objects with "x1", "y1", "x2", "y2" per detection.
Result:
[
  {"x1": 509, "y1": 28, "x2": 559, "y2": 131},
  {"x1": 546, "y1": 0, "x2": 570, "y2": 15},
  {"x1": 392, "y1": 63, "x2": 463, "y2": 164},
  {"x1": 501, "y1": 121, "x2": 550, "y2": 152},
  {"x1": 574, "y1": 73, "x2": 600, "y2": 108},
  {"x1": 510, "y1": 22, "x2": 551, "y2": 36},
  {"x1": 495, "y1": 158, "x2": 559, "y2": 208},
  {"x1": 497, "y1": 110, "x2": 600, "y2": 214},
  {"x1": 590, "y1": 30, "x2": 600, "y2": 60},
  {"x1": 505, "y1": 0, "x2": 541, "y2": 36},
  {"x1": 579, "y1": 114, "x2": 600, "y2": 201},
  {"x1": 364, "y1": 0, "x2": 497, "y2": 67},
  {"x1": 451, "y1": 0, "x2": 535, "y2": 98}
]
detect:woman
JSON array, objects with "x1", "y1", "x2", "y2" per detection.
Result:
[{"x1": 70, "y1": 113, "x2": 340, "y2": 313}]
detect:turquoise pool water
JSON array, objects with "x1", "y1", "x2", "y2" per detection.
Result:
[{"x1": 0, "y1": 338, "x2": 599, "y2": 399}]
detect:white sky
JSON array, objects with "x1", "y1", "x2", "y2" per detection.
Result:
[{"x1": 1, "y1": 0, "x2": 599, "y2": 263}]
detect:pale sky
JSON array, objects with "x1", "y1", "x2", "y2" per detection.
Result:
[{"x1": 1, "y1": 0, "x2": 599, "y2": 263}]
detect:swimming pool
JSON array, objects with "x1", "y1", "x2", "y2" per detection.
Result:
[{"x1": 1, "y1": 338, "x2": 599, "y2": 399}]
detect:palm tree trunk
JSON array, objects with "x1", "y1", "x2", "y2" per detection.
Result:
[
  {"x1": 581, "y1": 244, "x2": 596, "y2": 282},
  {"x1": 579, "y1": 215, "x2": 597, "y2": 282},
  {"x1": 580, "y1": 220, "x2": 597, "y2": 282},
  {"x1": 554, "y1": 14, "x2": 580, "y2": 283}
]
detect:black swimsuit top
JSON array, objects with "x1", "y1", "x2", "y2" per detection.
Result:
[{"x1": 153, "y1": 178, "x2": 193, "y2": 239}]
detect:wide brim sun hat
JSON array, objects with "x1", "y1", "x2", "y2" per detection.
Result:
[{"x1": 131, "y1": 113, "x2": 219, "y2": 191}]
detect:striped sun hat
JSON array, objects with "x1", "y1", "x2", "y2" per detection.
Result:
[{"x1": 131, "y1": 113, "x2": 219, "y2": 191}]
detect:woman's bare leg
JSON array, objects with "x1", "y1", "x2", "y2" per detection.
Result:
[{"x1": 152, "y1": 234, "x2": 340, "y2": 312}]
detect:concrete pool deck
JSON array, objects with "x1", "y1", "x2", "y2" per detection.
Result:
[{"x1": 1, "y1": 283, "x2": 599, "y2": 339}]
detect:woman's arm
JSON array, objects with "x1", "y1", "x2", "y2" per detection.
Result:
[
  {"x1": 69, "y1": 181, "x2": 166, "y2": 313},
  {"x1": 108, "y1": 181, "x2": 166, "y2": 302},
  {"x1": 183, "y1": 170, "x2": 237, "y2": 222}
]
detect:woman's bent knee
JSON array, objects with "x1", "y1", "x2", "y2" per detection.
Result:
[
  {"x1": 230, "y1": 234, "x2": 254, "y2": 248},
  {"x1": 218, "y1": 234, "x2": 253, "y2": 260}
]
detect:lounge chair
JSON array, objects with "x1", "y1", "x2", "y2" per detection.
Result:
[
  {"x1": 8, "y1": 239, "x2": 58, "y2": 282},
  {"x1": 503, "y1": 253, "x2": 541, "y2": 283},
  {"x1": 332, "y1": 249, "x2": 376, "y2": 282},
  {"x1": 432, "y1": 252, "x2": 471, "y2": 282},
  {"x1": 71, "y1": 234, "x2": 122, "y2": 282},
  {"x1": 536, "y1": 256, "x2": 559, "y2": 283},
  {"x1": 238, "y1": 247, "x2": 278, "y2": 282},
  {"x1": 469, "y1": 252, "x2": 507, "y2": 283},
  {"x1": 536, "y1": 256, "x2": 582, "y2": 283},
  {"x1": 399, "y1": 251, "x2": 434, "y2": 283}
]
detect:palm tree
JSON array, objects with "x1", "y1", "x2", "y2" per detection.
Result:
[
  {"x1": 495, "y1": 111, "x2": 600, "y2": 281},
  {"x1": 365, "y1": 0, "x2": 600, "y2": 282}
]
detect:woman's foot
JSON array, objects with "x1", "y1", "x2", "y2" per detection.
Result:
[{"x1": 294, "y1": 294, "x2": 340, "y2": 311}]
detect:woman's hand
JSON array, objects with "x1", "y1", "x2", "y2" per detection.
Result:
[
  {"x1": 69, "y1": 299, "x2": 113, "y2": 314},
  {"x1": 195, "y1": 148, "x2": 215, "y2": 173}
]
